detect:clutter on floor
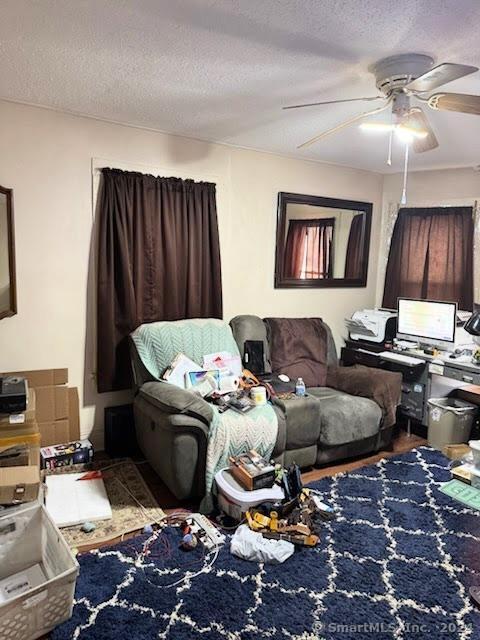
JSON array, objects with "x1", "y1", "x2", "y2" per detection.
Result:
[
  {"x1": 45, "y1": 459, "x2": 166, "y2": 548},
  {"x1": 0, "y1": 502, "x2": 78, "y2": 639},
  {"x1": 218, "y1": 456, "x2": 335, "y2": 550},
  {"x1": 230, "y1": 523, "x2": 294, "y2": 563},
  {"x1": 50, "y1": 448, "x2": 480, "y2": 640},
  {"x1": 440, "y1": 439, "x2": 480, "y2": 510},
  {"x1": 228, "y1": 449, "x2": 276, "y2": 490},
  {"x1": 215, "y1": 467, "x2": 284, "y2": 521},
  {"x1": 40, "y1": 438, "x2": 94, "y2": 469}
]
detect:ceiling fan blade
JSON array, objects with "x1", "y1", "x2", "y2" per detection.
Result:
[
  {"x1": 428, "y1": 92, "x2": 480, "y2": 115},
  {"x1": 297, "y1": 99, "x2": 392, "y2": 149},
  {"x1": 283, "y1": 96, "x2": 385, "y2": 110},
  {"x1": 405, "y1": 108, "x2": 439, "y2": 153},
  {"x1": 405, "y1": 62, "x2": 478, "y2": 93}
]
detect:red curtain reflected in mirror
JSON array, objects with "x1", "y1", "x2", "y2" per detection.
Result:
[{"x1": 284, "y1": 218, "x2": 334, "y2": 279}]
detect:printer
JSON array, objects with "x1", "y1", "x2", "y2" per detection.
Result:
[
  {"x1": 0, "y1": 376, "x2": 28, "y2": 414},
  {"x1": 346, "y1": 309, "x2": 397, "y2": 348}
]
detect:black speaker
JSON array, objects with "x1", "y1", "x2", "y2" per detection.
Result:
[{"x1": 104, "y1": 404, "x2": 140, "y2": 458}]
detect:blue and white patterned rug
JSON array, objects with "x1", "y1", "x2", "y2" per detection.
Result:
[{"x1": 52, "y1": 447, "x2": 480, "y2": 640}]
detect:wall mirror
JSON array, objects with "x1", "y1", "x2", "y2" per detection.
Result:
[
  {"x1": 274, "y1": 192, "x2": 372, "y2": 288},
  {"x1": 0, "y1": 186, "x2": 17, "y2": 319}
]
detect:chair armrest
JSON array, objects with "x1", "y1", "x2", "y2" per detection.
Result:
[
  {"x1": 327, "y1": 365, "x2": 402, "y2": 428},
  {"x1": 138, "y1": 381, "x2": 214, "y2": 425}
]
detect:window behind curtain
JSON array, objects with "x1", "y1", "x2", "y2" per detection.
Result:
[
  {"x1": 382, "y1": 206, "x2": 474, "y2": 311},
  {"x1": 284, "y1": 218, "x2": 334, "y2": 279}
]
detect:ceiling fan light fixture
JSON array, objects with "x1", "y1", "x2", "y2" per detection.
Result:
[
  {"x1": 397, "y1": 125, "x2": 429, "y2": 140},
  {"x1": 359, "y1": 122, "x2": 428, "y2": 141},
  {"x1": 359, "y1": 122, "x2": 395, "y2": 133}
]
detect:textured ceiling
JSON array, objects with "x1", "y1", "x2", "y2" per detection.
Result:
[{"x1": 2, "y1": 0, "x2": 480, "y2": 173}]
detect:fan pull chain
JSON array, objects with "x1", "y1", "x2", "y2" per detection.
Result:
[{"x1": 400, "y1": 143, "x2": 409, "y2": 204}]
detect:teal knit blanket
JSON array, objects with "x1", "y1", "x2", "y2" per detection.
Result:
[{"x1": 131, "y1": 318, "x2": 241, "y2": 379}]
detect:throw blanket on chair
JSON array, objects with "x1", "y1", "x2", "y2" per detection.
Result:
[
  {"x1": 265, "y1": 317, "x2": 328, "y2": 387},
  {"x1": 131, "y1": 319, "x2": 278, "y2": 511},
  {"x1": 327, "y1": 364, "x2": 402, "y2": 428}
]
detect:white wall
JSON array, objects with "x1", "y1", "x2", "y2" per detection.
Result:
[
  {"x1": 0, "y1": 100, "x2": 383, "y2": 446},
  {"x1": 376, "y1": 168, "x2": 480, "y2": 307}
]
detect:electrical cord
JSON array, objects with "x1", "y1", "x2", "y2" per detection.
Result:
[{"x1": 76, "y1": 459, "x2": 222, "y2": 588}]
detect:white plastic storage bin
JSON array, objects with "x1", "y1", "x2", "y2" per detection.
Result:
[
  {"x1": 0, "y1": 503, "x2": 79, "y2": 640},
  {"x1": 215, "y1": 467, "x2": 284, "y2": 521}
]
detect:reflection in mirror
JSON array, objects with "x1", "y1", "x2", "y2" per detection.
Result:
[
  {"x1": 0, "y1": 186, "x2": 16, "y2": 319},
  {"x1": 275, "y1": 193, "x2": 372, "y2": 288}
]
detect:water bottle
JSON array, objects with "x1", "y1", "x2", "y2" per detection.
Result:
[{"x1": 295, "y1": 377, "x2": 306, "y2": 396}]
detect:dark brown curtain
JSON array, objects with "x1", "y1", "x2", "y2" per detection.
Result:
[
  {"x1": 283, "y1": 219, "x2": 334, "y2": 279},
  {"x1": 97, "y1": 168, "x2": 223, "y2": 392},
  {"x1": 344, "y1": 214, "x2": 365, "y2": 279},
  {"x1": 382, "y1": 206, "x2": 473, "y2": 311}
]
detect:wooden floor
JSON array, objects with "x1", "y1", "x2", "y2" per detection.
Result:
[
  {"x1": 301, "y1": 429, "x2": 426, "y2": 484},
  {"x1": 138, "y1": 429, "x2": 427, "y2": 512}
]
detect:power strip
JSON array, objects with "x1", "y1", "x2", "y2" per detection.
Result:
[{"x1": 187, "y1": 513, "x2": 225, "y2": 550}]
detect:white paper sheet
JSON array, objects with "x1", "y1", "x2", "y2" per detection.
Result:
[{"x1": 45, "y1": 473, "x2": 112, "y2": 528}]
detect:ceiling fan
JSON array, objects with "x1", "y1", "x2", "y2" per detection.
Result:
[{"x1": 284, "y1": 54, "x2": 480, "y2": 156}]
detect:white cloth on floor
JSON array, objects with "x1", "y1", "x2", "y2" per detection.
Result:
[{"x1": 230, "y1": 524, "x2": 294, "y2": 564}]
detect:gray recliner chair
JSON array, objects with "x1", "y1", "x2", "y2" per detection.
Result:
[{"x1": 130, "y1": 316, "x2": 400, "y2": 501}]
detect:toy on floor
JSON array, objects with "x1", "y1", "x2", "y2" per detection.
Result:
[{"x1": 242, "y1": 464, "x2": 336, "y2": 547}]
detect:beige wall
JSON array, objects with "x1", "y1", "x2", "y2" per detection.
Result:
[
  {"x1": 376, "y1": 168, "x2": 480, "y2": 307},
  {"x1": 0, "y1": 100, "x2": 383, "y2": 447}
]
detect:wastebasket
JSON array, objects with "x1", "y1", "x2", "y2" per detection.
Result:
[{"x1": 427, "y1": 397, "x2": 478, "y2": 450}]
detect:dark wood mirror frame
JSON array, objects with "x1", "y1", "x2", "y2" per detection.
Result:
[
  {"x1": 0, "y1": 185, "x2": 17, "y2": 320},
  {"x1": 274, "y1": 191, "x2": 372, "y2": 289}
]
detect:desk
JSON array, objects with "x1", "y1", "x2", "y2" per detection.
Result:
[{"x1": 341, "y1": 342, "x2": 480, "y2": 430}]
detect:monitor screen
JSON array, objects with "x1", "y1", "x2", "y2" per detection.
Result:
[{"x1": 397, "y1": 298, "x2": 457, "y2": 345}]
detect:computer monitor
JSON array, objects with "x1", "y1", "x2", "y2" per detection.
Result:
[{"x1": 397, "y1": 298, "x2": 457, "y2": 350}]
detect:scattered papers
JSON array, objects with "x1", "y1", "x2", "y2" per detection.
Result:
[
  {"x1": 203, "y1": 352, "x2": 242, "y2": 377},
  {"x1": 162, "y1": 353, "x2": 201, "y2": 389}
]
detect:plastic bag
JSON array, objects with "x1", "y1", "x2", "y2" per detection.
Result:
[{"x1": 230, "y1": 524, "x2": 294, "y2": 564}]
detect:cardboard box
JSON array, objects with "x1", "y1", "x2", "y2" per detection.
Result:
[
  {"x1": 41, "y1": 439, "x2": 93, "y2": 470},
  {"x1": 0, "y1": 430, "x2": 40, "y2": 468},
  {"x1": 0, "y1": 389, "x2": 36, "y2": 428},
  {"x1": 0, "y1": 466, "x2": 40, "y2": 504},
  {"x1": 38, "y1": 420, "x2": 71, "y2": 448},
  {"x1": 442, "y1": 443, "x2": 471, "y2": 460},
  {"x1": 35, "y1": 386, "x2": 69, "y2": 422},
  {"x1": 1, "y1": 369, "x2": 68, "y2": 388},
  {"x1": 1, "y1": 370, "x2": 81, "y2": 448}
]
